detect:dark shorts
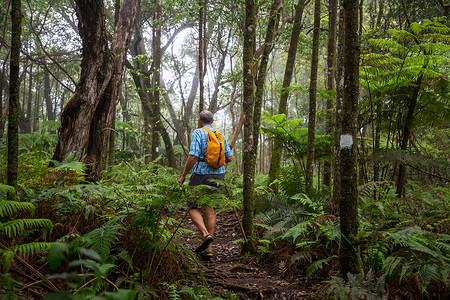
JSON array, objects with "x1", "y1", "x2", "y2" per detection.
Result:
[{"x1": 187, "y1": 173, "x2": 224, "y2": 209}]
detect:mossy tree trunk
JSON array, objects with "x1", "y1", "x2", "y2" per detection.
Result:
[
  {"x1": 267, "y1": 0, "x2": 308, "y2": 190},
  {"x1": 338, "y1": 0, "x2": 363, "y2": 278},
  {"x1": 305, "y1": 0, "x2": 320, "y2": 193},
  {"x1": 151, "y1": 0, "x2": 162, "y2": 163},
  {"x1": 198, "y1": 0, "x2": 205, "y2": 114},
  {"x1": 332, "y1": 0, "x2": 345, "y2": 214},
  {"x1": 7, "y1": 0, "x2": 22, "y2": 198},
  {"x1": 241, "y1": 0, "x2": 257, "y2": 255},
  {"x1": 323, "y1": 0, "x2": 338, "y2": 188}
]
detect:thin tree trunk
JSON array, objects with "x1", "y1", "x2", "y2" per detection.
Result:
[
  {"x1": 151, "y1": 0, "x2": 162, "y2": 162},
  {"x1": 242, "y1": 0, "x2": 257, "y2": 255},
  {"x1": 339, "y1": 0, "x2": 363, "y2": 278},
  {"x1": 332, "y1": 0, "x2": 345, "y2": 214},
  {"x1": 44, "y1": 69, "x2": 55, "y2": 121},
  {"x1": 396, "y1": 76, "x2": 422, "y2": 197},
  {"x1": 267, "y1": 0, "x2": 308, "y2": 190},
  {"x1": 324, "y1": 0, "x2": 338, "y2": 188},
  {"x1": 0, "y1": 62, "x2": 4, "y2": 140},
  {"x1": 198, "y1": 0, "x2": 205, "y2": 113},
  {"x1": 7, "y1": 0, "x2": 22, "y2": 198},
  {"x1": 254, "y1": 0, "x2": 281, "y2": 172},
  {"x1": 306, "y1": 0, "x2": 320, "y2": 193},
  {"x1": 25, "y1": 64, "x2": 33, "y2": 133}
]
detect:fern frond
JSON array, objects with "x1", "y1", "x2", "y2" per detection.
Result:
[
  {"x1": 10, "y1": 242, "x2": 53, "y2": 257},
  {"x1": 0, "y1": 200, "x2": 35, "y2": 217},
  {"x1": 83, "y1": 220, "x2": 123, "y2": 261},
  {"x1": 306, "y1": 255, "x2": 338, "y2": 281},
  {"x1": 281, "y1": 221, "x2": 311, "y2": 243},
  {"x1": 1, "y1": 219, "x2": 53, "y2": 237},
  {"x1": 369, "y1": 38, "x2": 408, "y2": 57}
]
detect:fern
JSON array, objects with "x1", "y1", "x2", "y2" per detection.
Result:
[
  {"x1": 328, "y1": 271, "x2": 387, "y2": 300},
  {"x1": 0, "y1": 192, "x2": 53, "y2": 271},
  {"x1": 1, "y1": 218, "x2": 53, "y2": 238},
  {"x1": 10, "y1": 242, "x2": 53, "y2": 258},
  {"x1": 0, "y1": 200, "x2": 35, "y2": 217},
  {"x1": 306, "y1": 255, "x2": 338, "y2": 281},
  {"x1": 83, "y1": 219, "x2": 123, "y2": 262}
]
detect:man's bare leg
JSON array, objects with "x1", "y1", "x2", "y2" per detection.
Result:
[
  {"x1": 204, "y1": 206, "x2": 216, "y2": 252},
  {"x1": 188, "y1": 208, "x2": 209, "y2": 237}
]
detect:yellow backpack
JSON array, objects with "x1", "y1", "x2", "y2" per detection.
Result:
[{"x1": 202, "y1": 127, "x2": 226, "y2": 168}]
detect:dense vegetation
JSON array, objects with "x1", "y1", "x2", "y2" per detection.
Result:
[{"x1": 0, "y1": 0, "x2": 449, "y2": 299}]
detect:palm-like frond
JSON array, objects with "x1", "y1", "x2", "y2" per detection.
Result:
[
  {"x1": 9, "y1": 242, "x2": 54, "y2": 258},
  {"x1": 1, "y1": 219, "x2": 53, "y2": 237},
  {"x1": 0, "y1": 200, "x2": 35, "y2": 217}
]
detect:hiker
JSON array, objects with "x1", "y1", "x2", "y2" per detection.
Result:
[{"x1": 178, "y1": 110, "x2": 233, "y2": 257}]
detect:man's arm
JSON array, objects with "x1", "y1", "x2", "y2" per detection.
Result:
[
  {"x1": 225, "y1": 156, "x2": 233, "y2": 163},
  {"x1": 178, "y1": 155, "x2": 198, "y2": 185}
]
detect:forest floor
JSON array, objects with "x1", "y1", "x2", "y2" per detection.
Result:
[{"x1": 179, "y1": 209, "x2": 318, "y2": 299}]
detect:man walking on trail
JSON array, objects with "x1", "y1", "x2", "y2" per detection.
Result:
[{"x1": 178, "y1": 110, "x2": 233, "y2": 257}]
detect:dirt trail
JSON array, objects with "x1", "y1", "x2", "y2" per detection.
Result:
[{"x1": 180, "y1": 209, "x2": 312, "y2": 299}]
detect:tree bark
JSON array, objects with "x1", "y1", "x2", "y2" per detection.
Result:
[
  {"x1": 151, "y1": 0, "x2": 162, "y2": 162},
  {"x1": 332, "y1": 0, "x2": 345, "y2": 214},
  {"x1": 396, "y1": 76, "x2": 422, "y2": 197},
  {"x1": 254, "y1": 0, "x2": 281, "y2": 163},
  {"x1": 305, "y1": 0, "x2": 320, "y2": 193},
  {"x1": 51, "y1": 0, "x2": 137, "y2": 181},
  {"x1": 44, "y1": 69, "x2": 55, "y2": 121},
  {"x1": 7, "y1": 0, "x2": 22, "y2": 198},
  {"x1": 323, "y1": 0, "x2": 338, "y2": 188},
  {"x1": 241, "y1": 0, "x2": 258, "y2": 255},
  {"x1": 198, "y1": 0, "x2": 205, "y2": 113},
  {"x1": 267, "y1": 0, "x2": 308, "y2": 190},
  {"x1": 25, "y1": 64, "x2": 33, "y2": 133},
  {"x1": 339, "y1": 0, "x2": 363, "y2": 278}
]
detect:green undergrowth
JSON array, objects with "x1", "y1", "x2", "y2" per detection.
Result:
[
  {"x1": 252, "y1": 167, "x2": 449, "y2": 299},
  {"x1": 0, "y1": 138, "x2": 237, "y2": 299}
]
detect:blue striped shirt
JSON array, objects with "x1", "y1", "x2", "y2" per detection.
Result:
[{"x1": 189, "y1": 125, "x2": 232, "y2": 175}]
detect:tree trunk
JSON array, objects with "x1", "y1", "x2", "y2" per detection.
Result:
[
  {"x1": 332, "y1": 0, "x2": 345, "y2": 214},
  {"x1": 267, "y1": 0, "x2": 308, "y2": 190},
  {"x1": 151, "y1": 0, "x2": 162, "y2": 162},
  {"x1": 306, "y1": 0, "x2": 320, "y2": 193},
  {"x1": 0, "y1": 63, "x2": 4, "y2": 140},
  {"x1": 396, "y1": 76, "x2": 422, "y2": 197},
  {"x1": 25, "y1": 64, "x2": 33, "y2": 133},
  {"x1": 44, "y1": 69, "x2": 55, "y2": 121},
  {"x1": 198, "y1": 0, "x2": 205, "y2": 113},
  {"x1": 7, "y1": 0, "x2": 22, "y2": 198},
  {"x1": 241, "y1": 0, "x2": 258, "y2": 255},
  {"x1": 208, "y1": 29, "x2": 231, "y2": 113},
  {"x1": 51, "y1": 0, "x2": 137, "y2": 181},
  {"x1": 339, "y1": 0, "x2": 363, "y2": 278},
  {"x1": 254, "y1": 0, "x2": 281, "y2": 161},
  {"x1": 323, "y1": 0, "x2": 338, "y2": 188}
]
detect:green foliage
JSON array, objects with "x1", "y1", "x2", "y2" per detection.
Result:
[
  {"x1": 45, "y1": 241, "x2": 136, "y2": 300},
  {"x1": 261, "y1": 111, "x2": 332, "y2": 164},
  {"x1": 381, "y1": 228, "x2": 449, "y2": 292},
  {"x1": 306, "y1": 255, "x2": 338, "y2": 282},
  {"x1": 83, "y1": 219, "x2": 124, "y2": 262},
  {"x1": 327, "y1": 271, "x2": 387, "y2": 300},
  {"x1": 0, "y1": 186, "x2": 53, "y2": 271}
]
